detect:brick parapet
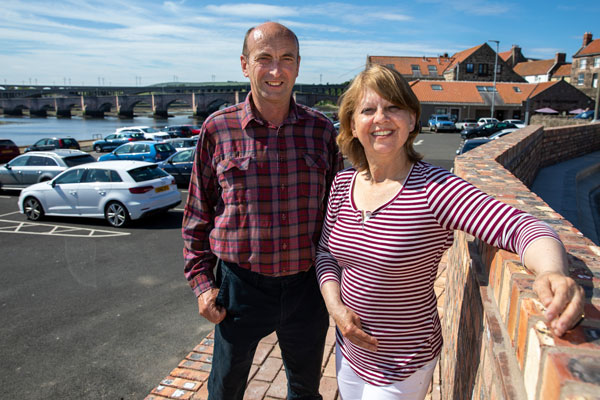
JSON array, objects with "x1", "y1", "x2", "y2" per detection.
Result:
[{"x1": 443, "y1": 123, "x2": 600, "y2": 399}]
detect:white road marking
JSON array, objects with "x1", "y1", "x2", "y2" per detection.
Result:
[
  {"x1": 0, "y1": 211, "x2": 20, "y2": 217},
  {"x1": 414, "y1": 140, "x2": 424, "y2": 146},
  {"x1": 0, "y1": 218, "x2": 130, "y2": 238}
]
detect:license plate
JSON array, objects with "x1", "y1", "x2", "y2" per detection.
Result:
[{"x1": 155, "y1": 185, "x2": 169, "y2": 193}]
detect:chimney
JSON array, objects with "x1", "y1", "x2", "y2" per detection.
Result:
[
  {"x1": 583, "y1": 32, "x2": 593, "y2": 47},
  {"x1": 555, "y1": 52, "x2": 565, "y2": 64}
]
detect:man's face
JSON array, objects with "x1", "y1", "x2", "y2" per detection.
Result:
[{"x1": 241, "y1": 28, "x2": 300, "y2": 108}]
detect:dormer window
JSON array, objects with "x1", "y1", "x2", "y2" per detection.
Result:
[
  {"x1": 428, "y1": 65, "x2": 437, "y2": 76},
  {"x1": 431, "y1": 84, "x2": 443, "y2": 91}
]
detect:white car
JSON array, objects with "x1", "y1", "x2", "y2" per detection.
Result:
[
  {"x1": 487, "y1": 128, "x2": 518, "y2": 140},
  {"x1": 116, "y1": 126, "x2": 170, "y2": 141},
  {"x1": 19, "y1": 160, "x2": 181, "y2": 227},
  {"x1": 477, "y1": 117, "x2": 499, "y2": 126},
  {"x1": 502, "y1": 119, "x2": 526, "y2": 128}
]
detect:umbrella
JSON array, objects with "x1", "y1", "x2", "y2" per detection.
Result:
[
  {"x1": 569, "y1": 108, "x2": 585, "y2": 114},
  {"x1": 535, "y1": 107, "x2": 558, "y2": 114}
]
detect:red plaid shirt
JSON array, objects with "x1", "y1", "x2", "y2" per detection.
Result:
[{"x1": 182, "y1": 93, "x2": 343, "y2": 296}]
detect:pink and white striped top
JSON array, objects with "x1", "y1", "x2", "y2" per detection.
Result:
[{"x1": 315, "y1": 161, "x2": 559, "y2": 386}]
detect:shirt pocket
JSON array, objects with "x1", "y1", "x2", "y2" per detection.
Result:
[
  {"x1": 216, "y1": 156, "x2": 254, "y2": 203},
  {"x1": 298, "y1": 152, "x2": 329, "y2": 201}
]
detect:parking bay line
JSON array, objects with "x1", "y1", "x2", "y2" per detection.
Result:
[{"x1": 0, "y1": 219, "x2": 130, "y2": 238}]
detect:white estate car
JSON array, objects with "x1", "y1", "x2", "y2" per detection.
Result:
[
  {"x1": 19, "y1": 160, "x2": 181, "y2": 227},
  {"x1": 477, "y1": 117, "x2": 499, "y2": 126},
  {"x1": 116, "y1": 126, "x2": 170, "y2": 141}
]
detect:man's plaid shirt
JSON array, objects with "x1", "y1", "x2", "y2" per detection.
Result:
[{"x1": 182, "y1": 93, "x2": 343, "y2": 296}]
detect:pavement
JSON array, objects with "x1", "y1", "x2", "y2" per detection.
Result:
[{"x1": 145, "y1": 256, "x2": 448, "y2": 400}]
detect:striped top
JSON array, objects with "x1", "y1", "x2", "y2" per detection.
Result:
[
  {"x1": 315, "y1": 161, "x2": 559, "y2": 385},
  {"x1": 182, "y1": 92, "x2": 342, "y2": 296}
]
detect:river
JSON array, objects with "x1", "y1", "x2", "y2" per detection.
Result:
[{"x1": 0, "y1": 114, "x2": 201, "y2": 147}]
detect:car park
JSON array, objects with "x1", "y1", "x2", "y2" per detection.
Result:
[
  {"x1": 92, "y1": 132, "x2": 145, "y2": 152},
  {"x1": 163, "y1": 138, "x2": 198, "y2": 151},
  {"x1": 157, "y1": 148, "x2": 195, "y2": 186},
  {"x1": 488, "y1": 128, "x2": 518, "y2": 140},
  {"x1": 24, "y1": 137, "x2": 80, "y2": 152},
  {"x1": 456, "y1": 138, "x2": 491, "y2": 155},
  {"x1": 18, "y1": 160, "x2": 181, "y2": 227},
  {"x1": 115, "y1": 126, "x2": 170, "y2": 141},
  {"x1": 0, "y1": 150, "x2": 96, "y2": 191},
  {"x1": 477, "y1": 117, "x2": 499, "y2": 126},
  {"x1": 428, "y1": 114, "x2": 456, "y2": 132},
  {"x1": 455, "y1": 119, "x2": 478, "y2": 131},
  {"x1": 0, "y1": 139, "x2": 20, "y2": 164},
  {"x1": 164, "y1": 125, "x2": 201, "y2": 138},
  {"x1": 98, "y1": 141, "x2": 176, "y2": 163},
  {"x1": 461, "y1": 122, "x2": 517, "y2": 139},
  {"x1": 502, "y1": 119, "x2": 526, "y2": 128}
]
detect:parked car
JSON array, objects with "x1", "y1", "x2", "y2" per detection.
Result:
[
  {"x1": 502, "y1": 119, "x2": 526, "y2": 128},
  {"x1": 574, "y1": 110, "x2": 595, "y2": 119},
  {"x1": 428, "y1": 114, "x2": 455, "y2": 132},
  {"x1": 98, "y1": 141, "x2": 176, "y2": 163},
  {"x1": 163, "y1": 138, "x2": 198, "y2": 151},
  {"x1": 456, "y1": 138, "x2": 491, "y2": 155},
  {"x1": 157, "y1": 148, "x2": 195, "y2": 186},
  {"x1": 115, "y1": 126, "x2": 170, "y2": 141},
  {"x1": 164, "y1": 125, "x2": 201, "y2": 138},
  {"x1": 92, "y1": 132, "x2": 145, "y2": 152},
  {"x1": 0, "y1": 149, "x2": 96, "y2": 191},
  {"x1": 18, "y1": 160, "x2": 181, "y2": 227},
  {"x1": 461, "y1": 122, "x2": 517, "y2": 139},
  {"x1": 0, "y1": 139, "x2": 20, "y2": 164},
  {"x1": 24, "y1": 137, "x2": 80, "y2": 152},
  {"x1": 487, "y1": 128, "x2": 518, "y2": 140},
  {"x1": 454, "y1": 119, "x2": 478, "y2": 131},
  {"x1": 477, "y1": 117, "x2": 499, "y2": 126}
]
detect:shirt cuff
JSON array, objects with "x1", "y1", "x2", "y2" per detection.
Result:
[{"x1": 189, "y1": 272, "x2": 216, "y2": 297}]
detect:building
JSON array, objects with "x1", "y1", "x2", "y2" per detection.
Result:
[
  {"x1": 498, "y1": 45, "x2": 528, "y2": 68},
  {"x1": 571, "y1": 32, "x2": 600, "y2": 98},
  {"x1": 366, "y1": 55, "x2": 454, "y2": 81},
  {"x1": 513, "y1": 53, "x2": 571, "y2": 83},
  {"x1": 409, "y1": 79, "x2": 591, "y2": 127}
]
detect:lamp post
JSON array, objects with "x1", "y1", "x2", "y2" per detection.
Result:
[{"x1": 488, "y1": 40, "x2": 499, "y2": 119}]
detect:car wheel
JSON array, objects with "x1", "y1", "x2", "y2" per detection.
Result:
[
  {"x1": 23, "y1": 197, "x2": 44, "y2": 221},
  {"x1": 94, "y1": 144, "x2": 103, "y2": 153},
  {"x1": 105, "y1": 201, "x2": 130, "y2": 228}
]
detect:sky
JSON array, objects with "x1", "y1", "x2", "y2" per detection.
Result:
[{"x1": 1, "y1": 0, "x2": 598, "y2": 87}]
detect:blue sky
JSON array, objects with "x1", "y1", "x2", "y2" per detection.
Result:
[{"x1": 1, "y1": 0, "x2": 598, "y2": 86}]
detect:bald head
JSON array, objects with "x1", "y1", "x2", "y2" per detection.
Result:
[{"x1": 242, "y1": 22, "x2": 299, "y2": 58}]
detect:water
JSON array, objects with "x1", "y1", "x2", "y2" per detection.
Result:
[{"x1": 0, "y1": 114, "x2": 201, "y2": 146}]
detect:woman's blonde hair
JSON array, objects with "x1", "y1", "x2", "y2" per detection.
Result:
[{"x1": 337, "y1": 64, "x2": 423, "y2": 174}]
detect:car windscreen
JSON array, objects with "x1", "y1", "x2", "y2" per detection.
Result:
[
  {"x1": 62, "y1": 139, "x2": 78, "y2": 146},
  {"x1": 438, "y1": 116, "x2": 450, "y2": 121},
  {"x1": 0, "y1": 140, "x2": 16, "y2": 146},
  {"x1": 64, "y1": 154, "x2": 96, "y2": 167},
  {"x1": 128, "y1": 165, "x2": 169, "y2": 182}
]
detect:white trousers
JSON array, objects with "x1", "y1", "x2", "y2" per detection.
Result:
[{"x1": 336, "y1": 344, "x2": 438, "y2": 400}]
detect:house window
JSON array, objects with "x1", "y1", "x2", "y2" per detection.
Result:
[
  {"x1": 411, "y1": 65, "x2": 421, "y2": 76},
  {"x1": 577, "y1": 73, "x2": 584, "y2": 85},
  {"x1": 431, "y1": 84, "x2": 443, "y2": 90},
  {"x1": 580, "y1": 59, "x2": 587, "y2": 69},
  {"x1": 593, "y1": 73, "x2": 598, "y2": 88},
  {"x1": 428, "y1": 65, "x2": 437, "y2": 76},
  {"x1": 435, "y1": 108, "x2": 447, "y2": 114},
  {"x1": 513, "y1": 86, "x2": 521, "y2": 92},
  {"x1": 476, "y1": 86, "x2": 496, "y2": 92},
  {"x1": 386, "y1": 64, "x2": 395, "y2": 70},
  {"x1": 496, "y1": 64, "x2": 502, "y2": 74},
  {"x1": 478, "y1": 63, "x2": 489, "y2": 76},
  {"x1": 595, "y1": 57, "x2": 600, "y2": 68},
  {"x1": 466, "y1": 63, "x2": 474, "y2": 73}
]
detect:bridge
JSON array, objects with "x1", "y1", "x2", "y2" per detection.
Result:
[{"x1": 0, "y1": 83, "x2": 346, "y2": 119}]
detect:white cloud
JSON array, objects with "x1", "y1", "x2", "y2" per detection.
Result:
[{"x1": 204, "y1": 3, "x2": 298, "y2": 18}]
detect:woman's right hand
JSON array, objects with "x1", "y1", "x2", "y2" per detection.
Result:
[{"x1": 330, "y1": 303, "x2": 379, "y2": 351}]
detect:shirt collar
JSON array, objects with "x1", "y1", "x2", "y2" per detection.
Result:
[{"x1": 241, "y1": 91, "x2": 303, "y2": 129}]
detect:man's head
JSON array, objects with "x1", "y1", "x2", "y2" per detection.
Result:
[{"x1": 241, "y1": 22, "x2": 300, "y2": 111}]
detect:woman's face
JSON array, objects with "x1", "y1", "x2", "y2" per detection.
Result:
[{"x1": 352, "y1": 87, "x2": 416, "y2": 160}]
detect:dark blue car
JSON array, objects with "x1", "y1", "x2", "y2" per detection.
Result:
[
  {"x1": 574, "y1": 110, "x2": 595, "y2": 119},
  {"x1": 98, "y1": 141, "x2": 176, "y2": 163},
  {"x1": 92, "y1": 132, "x2": 145, "y2": 152},
  {"x1": 157, "y1": 148, "x2": 195, "y2": 186}
]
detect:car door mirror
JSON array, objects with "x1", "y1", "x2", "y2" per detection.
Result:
[
  {"x1": 51, "y1": 180, "x2": 56, "y2": 187},
  {"x1": 4, "y1": 164, "x2": 11, "y2": 170}
]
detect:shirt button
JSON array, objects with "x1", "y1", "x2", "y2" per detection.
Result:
[
  {"x1": 282, "y1": 243, "x2": 288, "y2": 250},
  {"x1": 282, "y1": 214, "x2": 287, "y2": 221}
]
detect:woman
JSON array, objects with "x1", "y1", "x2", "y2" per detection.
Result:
[{"x1": 315, "y1": 64, "x2": 584, "y2": 400}]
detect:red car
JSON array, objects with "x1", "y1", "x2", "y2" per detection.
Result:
[{"x1": 0, "y1": 139, "x2": 20, "y2": 164}]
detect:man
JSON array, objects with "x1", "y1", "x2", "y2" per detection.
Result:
[{"x1": 182, "y1": 22, "x2": 342, "y2": 399}]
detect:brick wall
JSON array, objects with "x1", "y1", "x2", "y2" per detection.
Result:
[{"x1": 442, "y1": 123, "x2": 600, "y2": 400}]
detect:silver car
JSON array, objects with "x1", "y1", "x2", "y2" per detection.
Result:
[{"x1": 0, "y1": 149, "x2": 96, "y2": 190}]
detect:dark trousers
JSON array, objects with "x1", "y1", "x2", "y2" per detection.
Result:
[{"x1": 208, "y1": 260, "x2": 329, "y2": 400}]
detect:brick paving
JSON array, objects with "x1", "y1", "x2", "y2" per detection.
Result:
[{"x1": 146, "y1": 256, "x2": 447, "y2": 400}]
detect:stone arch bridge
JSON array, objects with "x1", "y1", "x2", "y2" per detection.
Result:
[{"x1": 0, "y1": 91, "x2": 339, "y2": 118}]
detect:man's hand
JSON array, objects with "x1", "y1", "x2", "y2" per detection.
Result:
[
  {"x1": 197, "y1": 288, "x2": 226, "y2": 324},
  {"x1": 533, "y1": 272, "x2": 585, "y2": 337}
]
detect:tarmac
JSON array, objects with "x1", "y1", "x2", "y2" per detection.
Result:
[{"x1": 145, "y1": 256, "x2": 448, "y2": 400}]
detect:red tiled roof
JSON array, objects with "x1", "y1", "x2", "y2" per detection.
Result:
[
  {"x1": 553, "y1": 63, "x2": 571, "y2": 76},
  {"x1": 513, "y1": 59, "x2": 555, "y2": 76},
  {"x1": 499, "y1": 50, "x2": 512, "y2": 61},
  {"x1": 368, "y1": 55, "x2": 453, "y2": 76},
  {"x1": 527, "y1": 80, "x2": 558, "y2": 98},
  {"x1": 575, "y1": 38, "x2": 600, "y2": 57},
  {"x1": 446, "y1": 44, "x2": 485, "y2": 70}
]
